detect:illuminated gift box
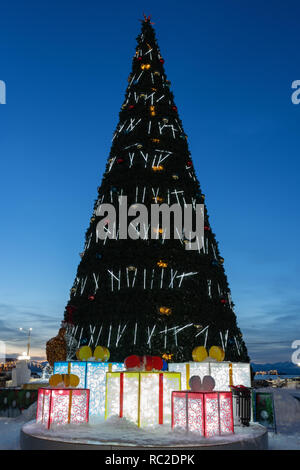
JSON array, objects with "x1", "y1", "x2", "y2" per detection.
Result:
[
  {"x1": 172, "y1": 390, "x2": 234, "y2": 437},
  {"x1": 36, "y1": 387, "x2": 89, "y2": 429},
  {"x1": 168, "y1": 362, "x2": 251, "y2": 391},
  {"x1": 53, "y1": 361, "x2": 124, "y2": 417},
  {"x1": 105, "y1": 371, "x2": 181, "y2": 427}
]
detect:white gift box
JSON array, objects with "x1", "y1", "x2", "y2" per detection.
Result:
[
  {"x1": 168, "y1": 362, "x2": 251, "y2": 391},
  {"x1": 105, "y1": 371, "x2": 181, "y2": 427}
]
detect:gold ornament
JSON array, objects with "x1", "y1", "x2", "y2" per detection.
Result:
[
  {"x1": 150, "y1": 105, "x2": 156, "y2": 116},
  {"x1": 152, "y1": 196, "x2": 164, "y2": 203},
  {"x1": 152, "y1": 165, "x2": 164, "y2": 172},
  {"x1": 141, "y1": 63, "x2": 151, "y2": 70},
  {"x1": 159, "y1": 306, "x2": 172, "y2": 316},
  {"x1": 157, "y1": 260, "x2": 168, "y2": 268},
  {"x1": 162, "y1": 353, "x2": 173, "y2": 361},
  {"x1": 127, "y1": 266, "x2": 137, "y2": 271}
]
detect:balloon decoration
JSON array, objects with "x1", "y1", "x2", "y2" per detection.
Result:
[
  {"x1": 124, "y1": 355, "x2": 164, "y2": 371},
  {"x1": 192, "y1": 346, "x2": 208, "y2": 362},
  {"x1": 189, "y1": 375, "x2": 215, "y2": 392},
  {"x1": 192, "y1": 345, "x2": 225, "y2": 362},
  {"x1": 93, "y1": 346, "x2": 110, "y2": 362},
  {"x1": 49, "y1": 373, "x2": 80, "y2": 388},
  {"x1": 77, "y1": 345, "x2": 110, "y2": 362},
  {"x1": 209, "y1": 346, "x2": 225, "y2": 362}
]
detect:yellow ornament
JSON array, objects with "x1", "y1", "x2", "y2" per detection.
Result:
[
  {"x1": 78, "y1": 345, "x2": 93, "y2": 361},
  {"x1": 192, "y1": 346, "x2": 208, "y2": 362},
  {"x1": 159, "y1": 306, "x2": 172, "y2": 316},
  {"x1": 209, "y1": 346, "x2": 225, "y2": 362},
  {"x1": 94, "y1": 346, "x2": 110, "y2": 362}
]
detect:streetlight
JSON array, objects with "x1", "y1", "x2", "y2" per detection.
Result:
[{"x1": 19, "y1": 328, "x2": 33, "y2": 358}]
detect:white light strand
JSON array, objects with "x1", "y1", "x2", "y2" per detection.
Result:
[{"x1": 107, "y1": 324, "x2": 112, "y2": 348}]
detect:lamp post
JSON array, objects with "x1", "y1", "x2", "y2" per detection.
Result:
[{"x1": 19, "y1": 328, "x2": 32, "y2": 359}]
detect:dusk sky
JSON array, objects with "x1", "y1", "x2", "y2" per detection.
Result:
[{"x1": 0, "y1": 0, "x2": 300, "y2": 363}]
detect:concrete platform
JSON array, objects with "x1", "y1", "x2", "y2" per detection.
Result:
[{"x1": 20, "y1": 421, "x2": 268, "y2": 450}]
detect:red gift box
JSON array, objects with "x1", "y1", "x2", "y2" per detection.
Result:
[
  {"x1": 172, "y1": 391, "x2": 234, "y2": 437},
  {"x1": 36, "y1": 388, "x2": 90, "y2": 429}
]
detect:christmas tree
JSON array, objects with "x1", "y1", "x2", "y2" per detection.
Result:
[{"x1": 62, "y1": 16, "x2": 249, "y2": 363}]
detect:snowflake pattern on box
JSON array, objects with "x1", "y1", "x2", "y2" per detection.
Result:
[
  {"x1": 172, "y1": 391, "x2": 234, "y2": 437},
  {"x1": 36, "y1": 388, "x2": 89, "y2": 429},
  {"x1": 219, "y1": 392, "x2": 234, "y2": 434}
]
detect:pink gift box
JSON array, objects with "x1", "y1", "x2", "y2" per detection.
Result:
[
  {"x1": 172, "y1": 391, "x2": 234, "y2": 437},
  {"x1": 36, "y1": 388, "x2": 90, "y2": 429}
]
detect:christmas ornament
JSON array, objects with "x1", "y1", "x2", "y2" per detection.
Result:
[
  {"x1": 127, "y1": 265, "x2": 137, "y2": 271},
  {"x1": 157, "y1": 260, "x2": 168, "y2": 268},
  {"x1": 149, "y1": 105, "x2": 156, "y2": 116},
  {"x1": 141, "y1": 63, "x2": 151, "y2": 70},
  {"x1": 159, "y1": 306, "x2": 172, "y2": 316},
  {"x1": 152, "y1": 165, "x2": 164, "y2": 171}
]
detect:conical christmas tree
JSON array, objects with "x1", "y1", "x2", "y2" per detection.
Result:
[{"x1": 62, "y1": 16, "x2": 249, "y2": 364}]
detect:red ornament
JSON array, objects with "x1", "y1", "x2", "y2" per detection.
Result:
[
  {"x1": 66, "y1": 305, "x2": 76, "y2": 314},
  {"x1": 187, "y1": 161, "x2": 193, "y2": 167},
  {"x1": 172, "y1": 106, "x2": 177, "y2": 112},
  {"x1": 128, "y1": 105, "x2": 134, "y2": 109},
  {"x1": 117, "y1": 158, "x2": 124, "y2": 164},
  {"x1": 159, "y1": 58, "x2": 165, "y2": 63},
  {"x1": 137, "y1": 57, "x2": 142, "y2": 61},
  {"x1": 152, "y1": 356, "x2": 164, "y2": 371},
  {"x1": 220, "y1": 298, "x2": 227, "y2": 304},
  {"x1": 124, "y1": 355, "x2": 141, "y2": 369},
  {"x1": 204, "y1": 225, "x2": 210, "y2": 231},
  {"x1": 88, "y1": 295, "x2": 95, "y2": 301}
]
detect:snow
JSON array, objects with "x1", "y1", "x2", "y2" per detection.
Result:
[
  {"x1": 0, "y1": 388, "x2": 300, "y2": 449},
  {"x1": 22, "y1": 418, "x2": 265, "y2": 447}
]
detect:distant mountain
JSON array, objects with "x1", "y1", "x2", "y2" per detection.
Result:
[{"x1": 251, "y1": 362, "x2": 300, "y2": 375}]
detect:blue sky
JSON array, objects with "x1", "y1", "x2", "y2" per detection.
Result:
[{"x1": 0, "y1": 0, "x2": 299, "y2": 363}]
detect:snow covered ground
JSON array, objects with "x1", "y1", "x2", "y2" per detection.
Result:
[{"x1": 0, "y1": 388, "x2": 299, "y2": 450}]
